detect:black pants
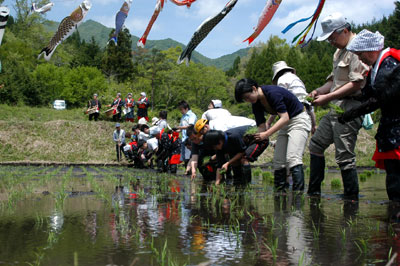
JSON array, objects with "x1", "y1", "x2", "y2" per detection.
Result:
[
  {"x1": 113, "y1": 113, "x2": 121, "y2": 122},
  {"x1": 115, "y1": 144, "x2": 125, "y2": 161},
  {"x1": 89, "y1": 113, "x2": 99, "y2": 121},
  {"x1": 384, "y1": 159, "x2": 400, "y2": 202}
]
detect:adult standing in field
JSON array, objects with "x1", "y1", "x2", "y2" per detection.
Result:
[
  {"x1": 87, "y1": 93, "x2": 101, "y2": 121},
  {"x1": 137, "y1": 92, "x2": 149, "y2": 122},
  {"x1": 307, "y1": 13, "x2": 369, "y2": 199},
  {"x1": 234, "y1": 78, "x2": 309, "y2": 191},
  {"x1": 177, "y1": 100, "x2": 197, "y2": 167},
  {"x1": 258, "y1": 61, "x2": 314, "y2": 191},
  {"x1": 124, "y1": 92, "x2": 135, "y2": 123},
  {"x1": 108, "y1": 92, "x2": 124, "y2": 122},
  {"x1": 113, "y1": 123, "x2": 126, "y2": 162},
  {"x1": 338, "y1": 30, "x2": 400, "y2": 202}
]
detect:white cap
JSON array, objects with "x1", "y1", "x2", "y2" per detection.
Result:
[
  {"x1": 317, "y1": 12, "x2": 347, "y2": 41},
  {"x1": 211, "y1": 99, "x2": 222, "y2": 108},
  {"x1": 272, "y1": 61, "x2": 295, "y2": 81},
  {"x1": 138, "y1": 117, "x2": 147, "y2": 125},
  {"x1": 140, "y1": 92, "x2": 146, "y2": 97},
  {"x1": 151, "y1": 117, "x2": 159, "y2": 125},
  {"x1": 347, "y1": 29, "x2": 385, "y2": 52}
]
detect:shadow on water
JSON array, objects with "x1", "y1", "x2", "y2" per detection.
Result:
[{"x1": 0, "y1": 166, "x2": 399, "y2": 266}]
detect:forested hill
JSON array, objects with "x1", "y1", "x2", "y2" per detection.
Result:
[{"x1": 43, "y1": 19, "x2": 250, "y2": 70}]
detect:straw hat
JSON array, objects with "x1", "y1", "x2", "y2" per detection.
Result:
[{"x1": 272, "y1": 61, "x2": 295, "y2": 81}]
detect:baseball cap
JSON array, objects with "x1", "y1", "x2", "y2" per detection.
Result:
[
  {"x1": 317, "y1": 12, "x2": 347, "y2": 41},
  {"x1": 211, "y1": 99, "x2": 222, "y2": 108},
  {"x1": 115, "y1": 123, "x2": 120, "y2": 128}
]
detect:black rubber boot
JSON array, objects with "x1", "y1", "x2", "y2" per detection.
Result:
[
  {"x1": 290, "y1": 164, "x2": 305, "y2": 191},
  {"x1": 274, "y1": 168, "x2": 287, "y2": 192},
  {"x1": 232, "y1": 166, "x2": 243, "y2": 186},
  {"x1": 341, "y1": 168, "x2": 359, "y2": 200},
  {"x1": 307, "y1": 154, "x2": 325, "y2": 195},
  {"x1": 384, "y1": 160, "x2": 400, "y2": 202},
  {"x1": 242, "y1": 164, "x2": 252, "y2": 185}
]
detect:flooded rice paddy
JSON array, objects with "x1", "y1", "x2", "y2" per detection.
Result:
[{"x1": 0, "y1": 165, "x2": 399, "y2": 266}]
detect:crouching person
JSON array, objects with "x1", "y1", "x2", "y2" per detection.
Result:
[
  {"x1": 203, "y1": 130, "x2": 268, "y2": 186},
  {"x1": 156, "y1": 129, "x2": 182, "y2": 173},
  {"x1": 134, "y1": 140, "x2": 153, "y2": 168}
]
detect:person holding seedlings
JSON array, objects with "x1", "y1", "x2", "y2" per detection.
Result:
[
  {"x1": 156, "y1": 128, "x2": 182, "y2": 173},
  {"x1": 338, "y1": 29, "x2": 400, "y2": 202},
  {"x1": 113, "y1": 123, "x2": 126, "y2": 162},
  {"x1": 264, "y1": 61, "x2": 314, "y2": 191},
  {"x1": 307, "y1": 13, "x2": 369, "y2": 199},
  {"x1": 235, "y1": 78, "x2": 308, "y2": 191}
]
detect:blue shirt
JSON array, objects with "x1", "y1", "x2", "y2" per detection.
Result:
[
  {"x1": 252, "y1": 85, "x2": 303, "y2": 126},
  {"x1": 180, "y1": 109, "x2": 197, "y2": 141}
]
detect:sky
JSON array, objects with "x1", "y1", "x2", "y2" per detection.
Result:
[{"x1": 3, "y1": 0, "x2": 397, "y2": 58}]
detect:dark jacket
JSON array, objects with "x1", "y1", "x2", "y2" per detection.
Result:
[{"x1": 341, "y1": 55, "x2": 400, "y2": 152}]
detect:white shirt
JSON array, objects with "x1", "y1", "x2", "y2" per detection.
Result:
[
  {"x1": 209, "y1": 116, "x2": 256, "y2": 131},
  {"x1": 276, "y1": 72, "x2": 308, "y2": 103},
  {"x1": 201, "y1": 108, "x2": 231, "y2": 121}
]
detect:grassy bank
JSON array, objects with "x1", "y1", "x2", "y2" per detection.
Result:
[{"x1": 0, "y1": 105, "x2": 377, "y2": 167}]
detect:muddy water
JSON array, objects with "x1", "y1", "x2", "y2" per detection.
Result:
[{"x1": 0, "y1": 166, "x2": 399, "y2": 266}]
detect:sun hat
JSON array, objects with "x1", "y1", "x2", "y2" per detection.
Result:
[
  {"x1": 194, "y1": 119, "x2": 208, "y2": 133},
  {"x1": 93, "y1": 93, "x2": 98, "y2": 97},
  {"x1": 272, "y1": 61, "x2": 296, "y2": 81},
  {"x1": 317, "y1": 12, "x2": 348, "y2": 41},
  {"x1": 211, "y1": 99, "x2": 222, "y2": 108},
  {"x1": 151, "y1": 117, "x2": 159, "y2": 125},
  {"x1": 347, "y1": 29, "x2": 385, "y2": 52},
  {"x1": 140, "y1": 92, "x2": 146, "y2": 97}
]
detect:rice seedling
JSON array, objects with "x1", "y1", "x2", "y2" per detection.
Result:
[
  {"x1": 264, "y1": 236, "x2": 279, "y2": 262},
  {"x1": 311, "y1": 220, "x2": 320, "y2": 239},
  {"x1": 253, "y1": 167, "x2": 262, "y2": 177},
  {"x1": 354, "y1": 238, "x2": 369, "y2": 254},
  {"x1": 74, "y1": 252, "x2": 79, "y2": 266},
  {"x1": 331, "y1": 178, "x2": 341, "y2": 189},
  {"x1": 298, "y1": 249, "x2": 306, "y2": 266},
  {"x1": 359, "y1": 173, "x2": 367, "y2": 182},
  {"x1": 341, "y1": 227, "x2": 346, "y2": 244}
]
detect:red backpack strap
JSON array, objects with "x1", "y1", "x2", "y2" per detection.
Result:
[{"x1": 379, "y1": 48, "x2": 400, "y2": 66}]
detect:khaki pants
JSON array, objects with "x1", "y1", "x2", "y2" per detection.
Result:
[
  {"x1": 273, "y1": 111, "x2": 311, "y2": 170},
  {"x1": 309, "y1": 105, "x2": 362, "y2": 170}
]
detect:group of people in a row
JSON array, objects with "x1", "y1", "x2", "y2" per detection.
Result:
[
  {"x1": 87, "y1": 92, "x2": 149, "y2": 122},
  {"x1": 111, "y1": 12, "x2": 399, "y2": 202}
]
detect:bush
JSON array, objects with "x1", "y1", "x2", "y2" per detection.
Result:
[{"x1": 331, "y1": 178, "x2": 341, "y2": 188}]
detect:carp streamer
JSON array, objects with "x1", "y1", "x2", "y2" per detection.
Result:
[
  {"x1": 243, "y1": 0, "x2": 282, "y2": 45},
  {"x1": 30, "y1": 2, "x2": 54, "y2": 14},
  {"x1": 281, "y1": 0, "x2": 326, "y2": 47},
  {"x1": 177, "y1": 0, "x2": 238, "y2": 65},
  {"x1": 137, "y1": 0, "x2": 164, "y2": 48},
  {"x1": 38, "y1": 0, "x2": 91, "y2": 61},
  {"x1": 0, "y1": 6, "x2": 9, "y2": 46},
  {"x1": 109, "y1": 0, "x2": 133, "y2": 45}
]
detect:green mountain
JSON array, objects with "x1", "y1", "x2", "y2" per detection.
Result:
[{"x1": 43, "y1": 19, "x2": 249, "y2": 70}]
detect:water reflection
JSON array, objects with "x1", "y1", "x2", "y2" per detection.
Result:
[{"x1": 0, "y1": 166, "x2": 396, "y2": 266}]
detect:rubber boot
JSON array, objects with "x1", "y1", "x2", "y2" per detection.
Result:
[
  {"x1": 274, "y1": 168, "x2": 287, "y2": 192},
  {"x1": 232, "y1": 165, "x2": 243, "y2": 186},
  {"x1": 307, "y1": 154, "x2": 325, "y2": 195},
  {"x1": 341, "y1": 168, "x2": 359, "y2": 200},
  {"x1": 170, "y1": 164, "x2": 177, "y2": 174},
  {"x1": 384, "y1": 159, "x2": 400, "y2": 202},
  {"x1": 290, "y1": 164, "x2": 305, "y2": 191},
  {"x1": 242, "y1": 164, "x2": 252, "y2": 185}
]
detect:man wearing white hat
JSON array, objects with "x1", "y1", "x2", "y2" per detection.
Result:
[
  {"x1": 268, "y1": 61, "x2": 315, "y2": 191},
  {"x1": 137, "y1": 92, "x2": 149, "y2": 122},
  {"x1": 201, "y1": 99, "x2": 231, "y2": 121},
  {"x1": 339, "y1": 29, "x2": 400, "y2": 202},
  {"x1": 307, "y1": 12, "x2": 369, "y2": 199}
]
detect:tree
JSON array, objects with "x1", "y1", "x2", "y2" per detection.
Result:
[{"x1": 102, "y1": 28, "x2": 135, "y2": 83}]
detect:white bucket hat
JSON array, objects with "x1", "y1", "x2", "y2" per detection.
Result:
[
  {"x1": 140, "y1": 92, "x2": 146, "y2": 97},
  {"x1": 272, "y1": 61, "x2": 295, "y2": 81},
  {"x1": 151, "y1": 117, "x2": 159, "y2": 125},
  {"x1": 138, "y1": 117, "x2": 147, "y2": 125},
  {"x1": 317, "y1": 12, "x2": 347, "y2": 41}
]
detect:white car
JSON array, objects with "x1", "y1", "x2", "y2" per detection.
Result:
[{"x1": 53, "y1": 100, "x2": 66, "y2": 110}]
